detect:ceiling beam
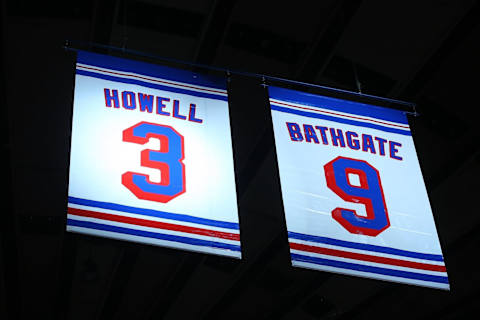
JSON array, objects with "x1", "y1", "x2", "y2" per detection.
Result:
[
  {"x1": 295, "y1": 0, "x2": 362, "y2": 83},
  {"x1": 90, "y1": 0, "x2": 118, "y2": 49},
  {"x1": 394, "y1": 1, "x2": 480, "y2": 101},
  {"x1": 97, "y1": 244, "x2": 140, "y2": 320},
  {"x1": 196, "y1": 77, "x2": 291, "y2": 319},
  {"x1": 264, "y1": 273, "x2": 331, "y2": 319},
  {"x1": 201, "y1": 232, "x2": 288, "y2": 319},
  {"x1": 424, "y1": 275, "x2": 480, "y2": 318},
  {"x1": 194, "y1": 0, "x2": 238, "y2": 65},
  {"x1": 147, "y1": 254, "x2": 205, "y2": 319},
  {"x1": 55, "y1": 2, "x2": 118, "y2": 319},
  {"x1": 54, "y1": 233, "x2": 78, "y2": 320},
  {"x1": 0, "y1": 1, "x2": 20, "y2": 319}
]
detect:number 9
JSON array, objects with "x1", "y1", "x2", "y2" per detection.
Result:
[{"x1": 324, "y1": 156, "x2": 390, "y2": 237}]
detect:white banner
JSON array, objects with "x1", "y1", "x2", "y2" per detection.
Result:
[
  {"x1": 269, "y1": 86, "x2": 449, "y2": 289},
  {"x1": 67, "y1": 51, "x2": 240, "y2": 258}
]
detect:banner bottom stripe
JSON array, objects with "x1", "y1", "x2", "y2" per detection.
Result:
[
  {"x1": 291, "y1": 253, "x2": 448, "y2": 284},
  {"x1": 67, "y1": 219, "x2": 241, "y2": 252},
  {"x1": 289, "y1": 242, "x2": 445, "y2": 272},
  {"x1": 68, "y1": 207, "x2": 240, "y2": 241}
]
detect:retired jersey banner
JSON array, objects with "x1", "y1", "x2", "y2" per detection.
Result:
[
  {"x1": 67, "y1": 51, "x2": 241, "y2": 258},
  {"x1": 269, "y1": 86, "x2": 449, "y2": 289}
]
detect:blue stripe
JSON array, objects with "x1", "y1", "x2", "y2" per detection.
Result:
[
  {"x1": 76, "y1": 69, "x2": 228, "y2": 101},
  {"x1": 271, "y1": 104, "x2": 411, "y2": 136},
  {"x1": 288, "y1": 232, "x2": 443, "y2": 262},
  {"x1": 67, "y1": 219, "x2": 241, "y2": 252},
  {"x1": 269, "y1": 86, "x2": 408, "y2": 124},
  {"x1": 291, "y1": 253, "x2": 448, "y2": 284},
  {"x1": 77, "y1": 50, "x2": 227, "y2": 90},
  {"x1": 68, "y1": 196, "x2": 239, "y2": 230}
]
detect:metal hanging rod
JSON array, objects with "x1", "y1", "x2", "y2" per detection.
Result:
[{"x1": 64, "y1": 40, "x2": 418, "y2": 116}]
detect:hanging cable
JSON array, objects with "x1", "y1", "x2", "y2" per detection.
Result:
[
  {"x1": 352, "y1": 62, "x2": 362, "y2": 94},
  {"x1": 121, "y1": 0, "x2": 128, "y2": 52}
]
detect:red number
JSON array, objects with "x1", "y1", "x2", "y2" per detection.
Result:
[
  {"x1": 324, "y1": 156, "x2": 390, "y2": 236},
  {"x1": 122, "y1": 122, "x2": 185, "y2": 203}
]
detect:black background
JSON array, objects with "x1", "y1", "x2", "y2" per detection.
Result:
[{"x1": 2, "y1": 0, "x2": 480, "y2": 319}]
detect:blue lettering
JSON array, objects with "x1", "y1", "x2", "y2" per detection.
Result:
[
  {"x1": 315, "y1": 126, "x2": 329, "y2": 145},
  {"x1": 104, "y1": 89, "x2": 120, "y2": 108},
  {"x1": 138, "y1": 93, "x2": 154, "y2": 113},
  {"x1": 304, "y1": 125, "x2": 319, "y2": 143},
  {"x1": 188, "y1": 104, "x2": 203, "y2": 123},
  {"x1": 156, "y1": 97, "x2": 170, "y2": 116},
  {"x1": 122, "y1": 91, "x2": 136, "y2": 110},
  {"x1": 172, "y1": 99, "x2": 187, "y2": 120},
  {"x1": 346, "y1": 131, "x2": 360, "y2": 150},
  {"x1": 330, "y1": 128, "x2": 345, "y2": 147},
  {"x1": 286, "y1": 122, "x2": 303, "y2": 141},
  {"x1": 375, "y1": 137, "x2": 387, "y2": 156},
  {"x1": 362, "y1": 134, "x2": 376, "y2": 154},
  {"x1": 389, "y1": 141, "x2": 403, "y2": 160}
]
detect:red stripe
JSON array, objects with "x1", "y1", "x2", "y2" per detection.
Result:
[
  {"x1": 68, "y1": 207, "x2": 239, "y2": 241},
  {"x1": 77, "y1": 65, "x2": 226, "y2": 95},
  {"x1": 290, "y1": 242, "x2": 446, "y2": 272},
  {"x1": 271, "y1": 100, "x2": 410, "y2": 129}
]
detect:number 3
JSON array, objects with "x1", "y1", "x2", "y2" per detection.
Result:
[
  {"x1": 324, "y1": 156, "x2": 390, "y2": 237},
  {"x1": 122, "y1": 121, "x2": 185, "y2": 203}
]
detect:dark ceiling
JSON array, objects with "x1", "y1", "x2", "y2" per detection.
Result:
[{"x1": 2, "y1": 0, "x2": 480, "y2": 319}]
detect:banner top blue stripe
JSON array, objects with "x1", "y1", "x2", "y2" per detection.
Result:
[
  {"x1": 269, "y1": 86, "x2": 409, "y2": 125},
  {"x1": 68, "y1": 197, "x2": 239, "y2": 230},
  {"x1": 288, "y1": 231, "x2": 443, "y2": 262},
  {"x1": 77, "y1": 50, "x2": 227, "y2": 91},
  {"x1": 271, "y1": 104, "x2": 411, "y2": 136},
  {"x1": 76, "y1": 70, "x2": 228, "y2": 101}
]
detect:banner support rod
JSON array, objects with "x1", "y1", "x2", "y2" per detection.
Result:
[{"x1": 64, "y1": 40, "x2": 418, "y2": 116}]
